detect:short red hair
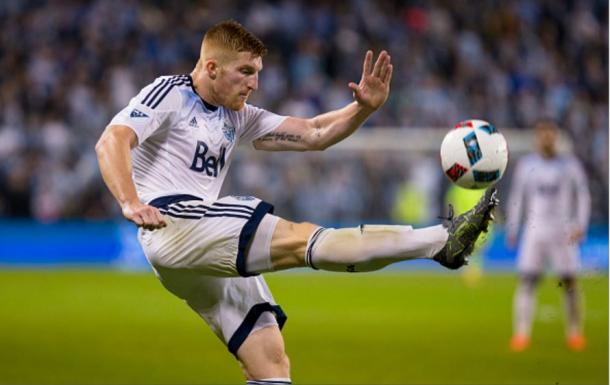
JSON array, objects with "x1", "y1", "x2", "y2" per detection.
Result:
[{"x1": 203, "y1": 20, "x2": 267, "y2": 57}]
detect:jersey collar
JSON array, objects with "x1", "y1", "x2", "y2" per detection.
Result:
[{"x1": 188, "y1": 74, "x2": 219, "y2": 112}]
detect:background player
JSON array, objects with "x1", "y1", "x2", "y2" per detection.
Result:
[
  {"x1": 506, "y1": 119, "x2": 591, "y2": 352},
  {"x1": 95, "y1": 20, "x2": 497, "y2": 383}
]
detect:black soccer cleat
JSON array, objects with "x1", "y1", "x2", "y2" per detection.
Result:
[{"x1": 433, "y1": 187, "x2": 499, "y2": 270}]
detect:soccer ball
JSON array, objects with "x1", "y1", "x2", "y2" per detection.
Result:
[{"x1": 440, "y1": 119, "x2": 508, "y2": 189}]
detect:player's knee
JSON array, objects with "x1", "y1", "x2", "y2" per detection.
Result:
[
  {"x1": 238, "y1": 326, "x2": 290, "y2": 379},
  {"x1": 268, "y1": 219, "x2": 319, "y2": 270},
  {"x1": 284, "y1": 220, "x2": 318, "y2": 238},
  {"x1": 263, "y1": 344, "x2": 290, "y2": 372},
  {"x1": 560, "y1": 275, "x2": 577, "y2": 291},
  {"x1": 242, "y1": 343, "x2": 290, "y2": 379},
  {"x1": 521, "y1": 273, "x2": 541, "y2": 288}
]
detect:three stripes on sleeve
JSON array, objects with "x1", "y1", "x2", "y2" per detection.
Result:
[{"x1": 141, "y1": 75, "x2": 192, "y2": 109}]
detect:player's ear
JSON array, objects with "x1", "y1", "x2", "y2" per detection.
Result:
[{"x1": 205, "y1": 60, "x2": 218, "y2": 80}]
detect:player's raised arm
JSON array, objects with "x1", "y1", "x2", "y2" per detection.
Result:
[
  {"x1": 95, "y1": 124, "x2": 166, "y2": 230},
  {"x1": 253, "y1": 50, "x2": 393, "y2": 152}
]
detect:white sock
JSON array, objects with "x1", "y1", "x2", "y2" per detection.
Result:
[
  {"x1": 247, "y1": 378, "x2": 291, "y2": 384},
  {"x1": 306, "y1": 224, "x2": 448, "y2": 272},
  {"x1": 513, "y1": 279, "x2": 537, "y2": 336}
]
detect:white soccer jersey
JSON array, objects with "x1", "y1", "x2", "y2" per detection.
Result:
[
  {"x1": 109, "y1": 74, "x2": 286, "y2": 203},
  {"x1": 506, "y1": 153, "x2": 591, "y2": 238}
]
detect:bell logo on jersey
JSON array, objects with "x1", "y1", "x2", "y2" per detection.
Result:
[{"x1": 190, "y1": 140, "x2": 226, "y2": 177}]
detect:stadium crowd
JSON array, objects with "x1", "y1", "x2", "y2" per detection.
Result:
[{"x1": 0, "y1": 0, "x2": 607, "y2": 224}]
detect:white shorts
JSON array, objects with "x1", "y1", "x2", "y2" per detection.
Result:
[
  {"x1": 517, "y1": 229, "x2": 580, "y2": 276},
  {"x1": 138, "y1": 194, "x2": 286, "y2": 355}
]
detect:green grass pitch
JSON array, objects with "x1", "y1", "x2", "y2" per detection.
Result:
[{"x1": 0, "y1": 269, "x2": 607, "y2": 384}]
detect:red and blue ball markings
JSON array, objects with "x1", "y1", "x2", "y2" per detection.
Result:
[{"x1": 445, "y1": 126, "x2": 502, "y2": 184}]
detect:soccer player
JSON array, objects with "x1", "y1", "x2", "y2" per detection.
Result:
[
  {"x1": 506, "y1": 119, "x2": 591, "y2": 352},
  {"x1": 95, "y1": 20, "x2": 497, "y2": 383}
]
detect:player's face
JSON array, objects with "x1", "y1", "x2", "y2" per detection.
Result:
[
  {"x1": 535, "y1": 124, "x2": 558, "y2": 157},
  {"x1": 216, "y1": 52, "x2": 261, "y2": 111}
]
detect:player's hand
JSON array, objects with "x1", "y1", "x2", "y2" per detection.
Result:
[
  {"x1": 122, "y1": 201, "x2": 167, "y2": 230},
  {"x1": 568, "y1": 229, "x2": 585, "y2": 245},
  {"x1": 349, "y1": 50, "x2": 393, "y2": 112}
]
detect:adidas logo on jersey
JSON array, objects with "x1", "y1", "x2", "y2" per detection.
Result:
[
  {"x1": 130, "y1": 109, "x2": 148, "y2": 118},
  {"x1": 189, "y1": 117, "x2": 198, "y2": 128}
]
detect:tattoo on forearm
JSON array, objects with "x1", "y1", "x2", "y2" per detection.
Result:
[
  {"x1": 313, "y1": 118, "x2": 322, "y2": 138},
  {"x1": 259, "y1": 132, "x2": 303, "y2": 143}
]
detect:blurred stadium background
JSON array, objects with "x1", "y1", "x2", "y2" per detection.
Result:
[{"x1": 0, "y1": 0, "x2": 607, "y2": 384}]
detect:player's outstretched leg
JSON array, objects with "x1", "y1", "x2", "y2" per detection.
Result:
[
  {"x1": 306, "y1": 187, "x2": 498, "y2": 272},
  {"x1": 305, "y1": 223, "x2": 450, "y2": 272},
  {"x1": 432, "y1": 187, "x2": 499, "y2": 269},
  {"x1": 250, "y1": 188, "x2": 498, "y2": 275}
]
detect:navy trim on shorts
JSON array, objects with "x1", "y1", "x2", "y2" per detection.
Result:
[
  {"x1": 236, "y1": 201, "x2": 274, "y2": 277},
  {"x1": 149, "y1": 195, "x2": 274, "y2": 276},
  {"x1": 149, "y1": 196, "x2": 257, "y2": 220},
  {"x1": 148, "y1": 194, "x2": 203, "y2": 209},
  {"x1": 212, "y1": 201, "x2": 256, "y2": 211},
  {"x1": 228, "y1": 302, "x2": 287, "y2": 356}
]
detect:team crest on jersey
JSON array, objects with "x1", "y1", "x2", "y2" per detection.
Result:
[
  {"x1": 130, "y1": 108, "x2": 148, "y2": 118},
  {"x1": 222, "y1": 121, "x2": 235, "y2": 143}
]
